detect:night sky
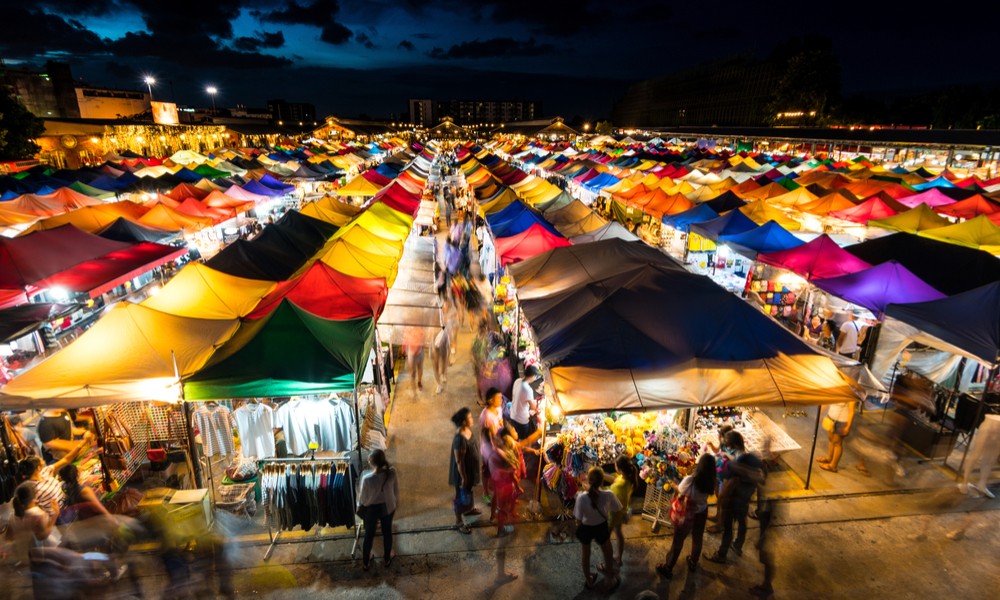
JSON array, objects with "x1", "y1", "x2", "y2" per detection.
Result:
[{"x1": 4, "y1": 1, "x2": 998, "y2": 122}]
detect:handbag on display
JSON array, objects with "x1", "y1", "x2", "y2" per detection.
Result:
[{"x1": 145, "y1": 407, "x2": 167, "y2": 463}]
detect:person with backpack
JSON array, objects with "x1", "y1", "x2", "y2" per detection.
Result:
[
  {"x1": 705, "y1": 431, "x2": 764, "y2": 564},
  {"x1": 656, "y1": 453, "x2": 717, "y2": 579},
  {"x1": 574, "y1": 467, "x2": 622, "y2": 591}
]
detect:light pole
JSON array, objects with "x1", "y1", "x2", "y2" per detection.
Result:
[
  {"x1": 144, "y1": 76, "x2": 155, "y2": 102},
  {"x1": 206, "y1": 86, "x2": 217, "y2": 116}
]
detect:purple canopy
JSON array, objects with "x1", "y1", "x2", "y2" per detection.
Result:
[{"x1": 812, "y1": 260, "x2": 946, "y2": 316}]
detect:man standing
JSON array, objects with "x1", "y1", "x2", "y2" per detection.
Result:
[
  {"x1": 37, "y1": 409, "x2": 92, "y2": 464},
  {"x1": 836, "y1": 313, "x2": 863, "y2": 359},
  {"x1": 705, "y1": 431, "x2": 764, "y2": 564},
  {"x1": 509, "y1": 366, "x2": 540, "y2": 442}
]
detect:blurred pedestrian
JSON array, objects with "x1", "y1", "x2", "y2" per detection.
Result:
[
  {"x1": 490, "y1": 427, "x2": 523, "y2": 538},
  {"x1": 657, "y1": 453, "x2": 716, "y2": 579},
  {"x1": 403, "y1": 327, "x2": 425, "y2": 393},
  {"x1": 817, "y1": 402, "x2": 857, "y2": 473},
  {"x1": 358, "y1": 450, "x2": 399, "y2": 571},
  {"x1": 607, "y1": 454, "x2": 638, "y2": 566},
  {"x1": 575, "y1": 467, "x2": 621, "y2": 591},
  {"x1": 450, "y1": 408, "x2": 482, "y2": 534},
  {"x1": 705, "y1": 431, "x2": 764, "y2": 564}
]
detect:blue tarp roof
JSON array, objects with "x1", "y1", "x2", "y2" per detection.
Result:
[
  {"x1": 242, "y1": 179, "x2": 284, "y2": 198},
  {"x1": 689, "y1": 208, "x2": 758, "y2": 242},
  {"x1": 259, "y1": 174, "x2": 295, "y2": 194},
  {"x1": 886, "y1": 282, "x2": 1000, "y2": 364},
  {"x1": 491, "y1": 209, "x2": 562, "y2": 239},
  {"x1": 913, "y1": 178, "x2": 956, "y2": 190},
  {"x1": 662, "y1": 204, "x2": 719, "y2": 229},
  {"x1": 719, "y1": 220, "x2": 804, "y2": 259},
  {"x1": 582, "y1": 173, "x2": 620, "y2": 192}
]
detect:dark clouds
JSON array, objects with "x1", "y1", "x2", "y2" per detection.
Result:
[
  {"x1": 356, "y1": 33, "x2": 377, "y2": 50},
  {"x1": 398, "y1": 40, "x2": 417, "y2": 52},
  {"x1": 233, "y1": 30, "x2": 286, "y2": 52},
  {"x1": 427, "y1": 37, "x2": 557, "y2": 60},
  {"x1": 253, "y1": 0, "x2": 353, "y2": 45},
  {"x1": 1, "y1": 9, "x2": 110, "y2": 57}
]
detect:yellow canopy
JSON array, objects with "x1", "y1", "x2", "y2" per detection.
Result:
[
  {"x1": 739, "y1": 202, "x2": 801, "y2": 230},
  {"x1": 602, "y1": 178, "x2": 636, "y2": 195},
  {"x1": 479, "y1": 188, "x2": 519, "y2": 215},
  {"x1": 336, "y1": 175, "x2": 383, "y2": 197},
  {"x1": 771, "y1": 187, "x2": 820, "y2": 208},
  {"x1": 300, "y1": 195, "x2": 361, "y2": 227},
  {"x1": 141, "y1": 263, "x2": 275, "y2": 319},
  {"x1": 139, "y1": 204, "x2": 212, "y2": 233},
  {"x1": 686, "y1": 186, "x2": 720, "y2": 202},
  {"x1": 20, "y1": 201, "x2": 149, "y2": 235},
  {"x1": 316, "y1": 239, "x2": 398, "y2": 286},
  {"x1": 523, "y1": 183, "x2": 562, "y2": 204},
  {"x1": 0, "y1": 303, "x2": 239, "y2": 408},
  {"x1": 664, "y1": 181, "x2": 696, "y2": 196},
  {"x1": 332, "y1": 204, "x2": 411, "y2": 242},
  {"x1": 919, "y1": 214, "x2": 1000, "y2": 251}
]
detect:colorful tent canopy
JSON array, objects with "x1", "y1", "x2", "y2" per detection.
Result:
[
  {"x1": 95, "y1": 218, "x2": 176, "y2": 243},
  {"x1": 489, "y1": 205, "x2": 561, "y2": 239},
  {"x1": 0, "y1": 224, "x2": 132, "y2": 289},
  {"x1": 141, "y1": 262, "x2": 275, "y2": 319},
  {"x1": 719, "y1": 221, "x2": 804, "y2": 259},
  {"x1": 317, "y1": 238, "x2": 399, "y2": 286},
  {"x1": 918, "y1": 214, "x2": 1000, "y2": 251},
  {"x1": 828, "y1": 196, "x2": 900, "y2": 224},
  {"x1": 183, "y1": 299, "x2": 375, "y2": 399},
  {"x1": 495, "y1": 223, "x2": 573, "y2": 266},
  {"x1": 0, "y1": 303, "x2": 80, "y2": 345},
  {"x1": 934, "y1": 194, "x2": 1000, "y2": 219},
  {"x1": 703, "y1": 191, "x2": 747, "y2": 213},
  {"x1": 246, "y1": 261, "x2": 387, "y2": 320},
  {"x1": 569, "y1": 221, "x2": 640, "y2": 244},
  {"x1": 138, "y1": 204, "x2": 212, "y2": 233},
  {"x1": 845, "y1": 233, "x2": 1000, "y2": 296},
  {"x1": 868, "y1": 204, "x2": 951, "y2": 234},
  {"x1": 738, "y1": 201, "x2": 801, "y2": 230},
  {"x1": 336, "y1": 175, "x2": 383, "y2": 196},
  {"x1": 689, "y1": 209, "x2": 758, "y2": 242},
  {"x1": 0, "y1": 303, "x2": 239, "y2": 408},
  {"x1": 896, "y1": 188, "x2": 957, "y2": 209},
  {"x1": 759, "y1": 234, "x2": 872, "y2": 280},
  {"x1": 812, "y1": 261, "x2": 946, "y2": 315},
  {"x1": 662, "y1": 204, "x2": 720, "y2": 229},
  {"x1": 885, "y1": 282, "x2": 1000, "y2": 365},
  {"x1": 511, "y1": 247, "x2": 858, "y2": 413},
  {"x1": 20, "y1": 201, "x2": 150, "y2": 235},
  {"x1": 300, "y1": 195, "x2": 361, "y2": 227},
  {"x1": 35, "y1": 241, "x2": 186, "y2": 298}
]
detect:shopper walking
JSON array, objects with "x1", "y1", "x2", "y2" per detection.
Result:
[
  {"x1": 705, "y1": 432, "x2": 764, "y2": 564},
  {"x1": 656, "y1": 453, "x2": 716, "y2": 579},
  {"x1": 817, "y1": 401, "x2": 857, "y2": 473},
  {"x1": 358, "y1": 450, "x2": 399, "y2": 571},
  {"x1": 450, "y1": 408, "x2": 481, "y2": 534},
  {"x1": 606, "y1": 454, "x2": 637, "y2": 566},
  {"x1": 574, "y1": 467, "x2": 622, "y2": 591},
  {"x1": 490, "y1": 428, "x2": 523, "y2": 537}
]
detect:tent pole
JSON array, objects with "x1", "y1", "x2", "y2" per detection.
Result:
[
  {"x1": 804, "y1": 406, "x2": 822, "y2": 490},
  {"x1": 353, "y1": 385, "x2": 364, "y2": 470},
  {"x1": 173, "y1": 350, "x2": 202, "y2": 489}
]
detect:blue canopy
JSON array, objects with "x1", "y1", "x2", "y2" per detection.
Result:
[
  {"x1": 486, "y1": 200, "x2": 531, "y2": 225},
  {"x1": 582, "y1": 173, "x2": 620, "y2": 192},
  {"x1": 491, "y1": 209, "x2": 562, "y2": 239},
  {"x1": 720, "y1": 220, "x2": 804, "y2": 259},
  {"x1": 173, "y1": 168, "x2": 202, "y2": 182},
  {"x1": 259, "y1": 174, "x2": 295, "y2": 194},
  {"x1": 242, "y1": 179, "x2": 285, "y2": 198},
  {"x1": 885, "y1": 282, "x2": 1000, "y2": 365},
  {"x1": 913, "y1": 178, "x2": 956, "y2": 190},
  {"x1": 689, "y1": 209, "x2": 758, "y2": 242},
  {"x1": 662, "y1": 203, "x2": 719, "y2": 229}
]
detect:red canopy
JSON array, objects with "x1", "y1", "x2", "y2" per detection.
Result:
[
  {"x1": 0, "y1": 224, "x2": 132, "y2": 289},
  {"x1": 362, "y1": 170, "x2": 393, "y2": 187},
  {"x1": 828, "y1": 196, "x2": 901, "y2": 224},
  {"x1": 934, "y1": 194, "x2": 1000, "y2": 219},
  {"x1": 164, "y1": 183, "x2": 209, "y2": 202},
  {"x1": 175, "y1": 198, "x2": 235, "y2": 224},
  {"x1": 758, "y1": 234, "x2": 872, "y2": 281},
  {"x1": 32, "y1": 242, "x2": 187, "y2": 298},
  {"x1": 245, "y1": 261, "x2": 388, "y2": 320},
  {"x1": 495, "y1": 223, "x2": 572, "y2": 267}
]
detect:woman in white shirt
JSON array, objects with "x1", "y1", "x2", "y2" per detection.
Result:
[
  {"x1": 357, "y1": 449, "x2": 399, "y2": 571},
  {"x1": 574, "y1": 467, "x2": 622, "y2": 591}
]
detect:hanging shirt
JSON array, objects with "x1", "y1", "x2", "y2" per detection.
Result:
[
  {"x1": 233, "y1": 403, "x2": 276, "y2": 459},
  {"x1": 274, "y1": 398, "x2": 354, "y2": 456},
  {"x1": 192, "y1": 404, "x2": 235, "y2": 457}
]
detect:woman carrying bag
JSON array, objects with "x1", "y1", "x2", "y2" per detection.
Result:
[
  {"x1": 357, "y1": 450, "x2": 398, "y2": 571},
  {"x1": 657, "y1": 453, "x2": 717, "y2": 579},
  {"x1": 574, "y1": 467, "x2": 622, "y2": 591}
]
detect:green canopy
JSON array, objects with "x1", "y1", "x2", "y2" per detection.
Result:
[
  {"x1": 611, "y1": 199, "x2": 644, "y2": 225},
  {"x1": 69, "y1": 181, "x2": 116, "y2": 199},
  {"x1": 183, "y1": 299, "x2": 375, "y2": 399},
  {"x1": 192, "y1": 164, "x2": 232, "y2": 179}
]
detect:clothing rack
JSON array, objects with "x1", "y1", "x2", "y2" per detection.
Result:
[{"x1": 260, "y1": 455, "x2": 358, "y2": 561}]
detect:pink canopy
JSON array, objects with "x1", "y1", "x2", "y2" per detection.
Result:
[
  {"x1": 495, "y1": 223, "x2": 572, "y2": 267},
  {"x1": 828, "y1": 196, "x2": 900, "y2": 224},
  {"x1": 896, "y1": 188, "x2": 957, "y2": 209},
  {"x1": 758, "y1": 234, "x2": 872, "y2": 281},
  {"x1": 224, "y1": 185, "x2": 270, "y2": 204}
]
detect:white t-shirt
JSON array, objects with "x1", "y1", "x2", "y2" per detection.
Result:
[
  {"x1": 678, "y1": 476, "x2": 711, "y2": 514},
  {"x1": 510, "y1": 378, "x2": 534, "y2": 425},
  {"x1": 838, "y1": 320, "x2": 861, "y2": 353},
  {"x1": 827, "y1": 403, "x2": 852, "y2": 423},
  {"x1": 233, "y1": 403, "x2": 276, "y2": 459},
  {"x1": 573, "y1": 489, "x2": 622, "y2": 525}
]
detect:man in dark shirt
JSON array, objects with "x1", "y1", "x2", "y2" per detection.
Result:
[
  {"x1": 705, "y1": 431, "x2": 765, "y2": 564},
  {"x1": 37, "y1": 409, "x2": 92, "y2": 464}
]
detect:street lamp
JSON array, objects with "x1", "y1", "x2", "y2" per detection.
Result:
[
  {"x1": 144, "y1": 76, "x2": 155, "y2": 101},
  {"x1": 206, "y1": 86, "x2": 217, "y2": 115}
]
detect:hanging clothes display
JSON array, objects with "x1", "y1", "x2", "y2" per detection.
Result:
[
  {"x1": 233, "y1": 401, "x2": 276, "y2": 459},
  {"x1": 273, "y1": 396, "x2": 354, "y2": 456},
  {"x1": 260, "y1": 461, "x2": 357, "y2": 532},
  {"x1": 192, "y1": 402, "x2": 236, "y2": 457}
]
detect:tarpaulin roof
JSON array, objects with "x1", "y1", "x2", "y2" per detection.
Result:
[
  {"x1": 0, "y1": 303, "x2": 80, "y2": 345},
  {"x1": 333, "y1": 203, "x2": 411, "y2": 242},
  {"x1": 141, "y1": 262, "x2": 275, "y2": 319},
  {"x1": 934, "y1": 194, "x2": 1000, "y2": 219},
  {"x1": 535, "y1": 191, "x2": 577, "y2": 213},
  {"x1": 317, "y1": 238, "x2": 399, "y2": 286},
  {"x1": 812, "y1": 260, "x2": 946, "y2": 315},
  {"x1": 513, "y1": 255, "x2": 859, "y2": 413},
  {"x1": 689, "y1": 208, "x2": 759, "y2": 243},
  {"x1": 569, "y1": 221, "x2": 640, "y2": 244},
  {"x1": 95, "y1": 218, "x2": 176, "y2": 243},
  {"x1": 20, "y1": 201, "x2": 150, "y2": 235},
  {"x1": 183, "y1": 299, "x2": 375, "y2": 399},
  {"x1": 703, "y1": 190, "x2": 747, "y2": 213},
  {"x1": 662, "y1": 203, "x2": 720, "y2": 229},
  {"x1": 247, "y1": 261, "x2": 387, "y2": 320},
  {"x1": 138, "y1": 204, "x2": 212, "y2": 233},
  {"x1": 868, "y1": 203, "x2": 951, "y2": 234},
  {"x1": 337, "y1": 175, "x2": 383, "y2": 196},
  {"x1": 0, "y1": 303, "x2": 239, "y2": 408},
  {"x1": 720, "y1": 220, "x2": 803, "y2": 259},
  {"x1": 918, "y1": 214, "x2": 1000, "y2": 250},
  {"x1": 759, "y1": 234, "x2": 872, "y2": 280},
  {"x1": 885, "y1": 282, "x2": 1000, "y2": 365},
  {"x1": 495, "y1": 223, "x2": 573, "y2": 266},
  {"x1": 737, "y1": 201, "x2": 801, "y2": 230},
  {"x1": 898, "y1": 188, "x2": 958, "y2": 208},
  {"x1": 490, "y1": 205, "x2": 561, "y2": 239},
  {"x1": 300, "y1": 195, "x2": 361, "y2": 227},
  {"x1": 36, "y1": 241, "x2": 186, "y2": 298},
  {"x1": 828, "y1": 196, "x2": 900, "y2": 224},
  {"x1": 0, "y1": 224, "x2": 132, "y2": 289}
]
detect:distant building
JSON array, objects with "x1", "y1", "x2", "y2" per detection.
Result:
[
  {"x1": 409, "y1": 99, "x2": 436, "y2": 128},
  {"x1": 0, "y1": 60, "x2": 80, "y2": 118},
  {"x1": 435, "y1": 100, "x2": 542, "y2": 126},
  {"x1": 231, "y1": 104, "x2": 271, "y2": 119},
  {"x1": 610, "y1": 48, "x2": 779, "y2": 128},
  {"x1": 267, "y1": 99, "x2": 317, "y2": 125},
  {"x1": 76, "y1": 87, "x2": 150, "y2": 119},
  {"x1": 491, "y1": 117, "x2": 578, "y2": 140}
]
